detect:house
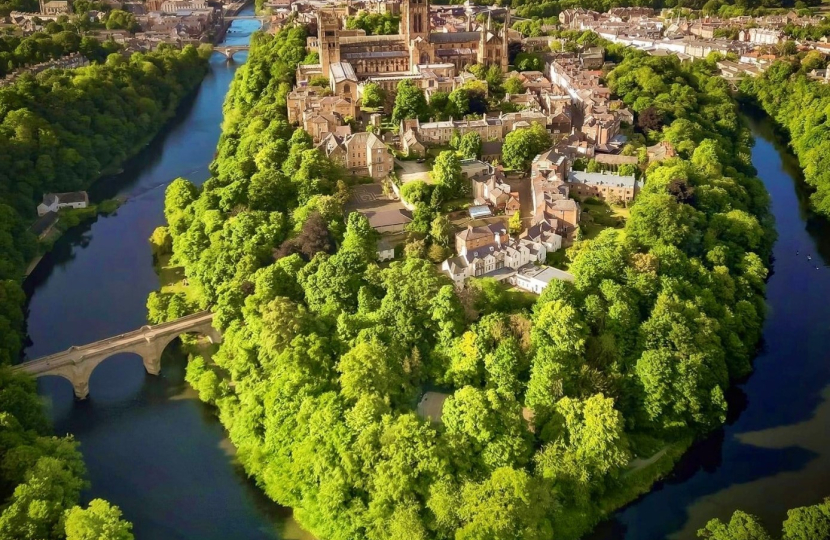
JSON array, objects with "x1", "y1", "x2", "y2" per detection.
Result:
[
  {"x1": 441, "y1": 236, "x2": 548, "y2": 286},
  {"x1": 646, "y1": 140, "x2": 676, "y2": 162},
  {"x1": 532, "y1": 149, "x2": 570, "y2": 184},
  {"x1": 509, "y1": 264, "x2": 574, "y2": 294},
  {"x1": 466, "y1": 162, "x2": 520, "y2": 216},
  {"x1": 303, "y1": 111, "x2": 343, "y2": 142},
  {"x1": 401, "y1": 128, "x2": 426, "y2": 157},
  {"x1": 455, "y1": 223, "x2": 509, "y2": 255},
  {"x1": 37, "y1": 192, "x2": 89, "y2": 216},
  {"x1": 481, "y1": 140, "x2": 503, "y2": 162},
  {"x1": 361, "y1": 208, "x2": 412, "y2": 233},
  {"x1": 319, "y1": 131, "x2": 393, "y2": 179},
  {"x1": 567, "y1": 170, "x2": 641, "y2": 203},
  {"x1": 520, "y1": 219, "x2": 562, "y2": 253}
]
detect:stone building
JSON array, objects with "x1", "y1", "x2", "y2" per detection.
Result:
[
  {"x1": 316, "y1": 0, "x2": 509, "y2": 79},
  {"x1": 566, "y1": 170, "x2": 642, "y2": 204},
  {"x1": 318, "y1": 131, "x2": 393, "y2": 179}
]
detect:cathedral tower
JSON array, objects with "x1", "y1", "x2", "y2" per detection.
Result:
[
  {"x1": 402, "y1": 0, "x2": 430, "y2": 43},
  {"x1": 318, "y1": 9, "x2": 341, "y2": 76}
]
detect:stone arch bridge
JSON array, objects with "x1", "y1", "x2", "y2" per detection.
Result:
[
  {"x1": 214, "y1": 45, "x2": 250, "y2": 61},
  {"x1": 12, "y1": 311, "x2": 221, "y2": 400}
]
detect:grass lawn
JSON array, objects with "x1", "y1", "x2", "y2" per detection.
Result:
[
  {"x1": 581, "y1": 199, "x2": 629, "y2": 239},
  {"x1": 547, "y1": 248, "x2": 570, "y2": 270},
  {"x1": 157, "y1": 254, "x2": 201, "y2": 305}
]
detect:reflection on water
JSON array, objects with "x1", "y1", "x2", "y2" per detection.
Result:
[
  {"x1": 24, "y1": 11, "x2": 312, "y2": 540},
  {"x1": 589, "y1": 115, "x2": 830, "y2": 539}
]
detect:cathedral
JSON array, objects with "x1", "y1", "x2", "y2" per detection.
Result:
[{"x1": 317, "y1": 0, "x2": 509, "y2": 79}]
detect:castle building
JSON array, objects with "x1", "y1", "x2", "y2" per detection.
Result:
[{"x1": 317, "y1": 0, "x2": 509, "y2": 81}]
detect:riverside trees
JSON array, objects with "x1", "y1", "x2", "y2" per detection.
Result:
[
  {"x1": 0, "y1": 43, "x2": 211, "y2": 539},
  {"x1": 160, "y1": 30, "x2": 773, "y2": 540},
  {"x1": 741, "y1": 57, "x2": 830, "y2": 217}
]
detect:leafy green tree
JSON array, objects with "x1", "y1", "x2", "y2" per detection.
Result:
[
  {"x1": 697, "y1": 511, "x2": 772, "y2": 540},
  {"x1": 362, "y1": 82, "x2": 385, "y2": 109},
  {"x1": 432, "y1": 151, "x2": 464, "y2": 197},
  {"x1": 338, "y1": 338, "x2": 405, "y2": 402},
  {"x1": 508, "y1": 210, "x2": 522, "y2": 234},
  {"x1": 429, "y1": 214, "x2": 452, "y2": 248},
  {"x1": 503, "y1": 76, "x2": 524, "y2": 95},
  {"x1": 455, "y1": 467, "x2": 554, "y2": 540},
  {"x1": 341, "y1": 212, "x2": 378, "y2": 262},
  {"x1": 535, "y1": 394, "x2": 630, "y2": 504},
  {"x1": 64, "y1": 499, "x2": 134, "y2": 540},
  {"x1": 502, "y1": 124, "x2": 551, "y2": 170},
  {"x1": 457, "y1": 132, "x2": 482, "y2": 160},
  {"x1": 392, "y1": 80, "x2": 428, "y2": 124},
  {"x1": 783, "y1": 498, "x2": 830, "y2": 540}
]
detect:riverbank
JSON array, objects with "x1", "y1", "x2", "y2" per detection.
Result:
[{"x1": 20, "y1": 50, "x2": 212, "y2": 280}]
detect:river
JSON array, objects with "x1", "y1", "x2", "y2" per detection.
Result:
[
  {"x1": 19, "y1": 28, "x2": 830, "y2": 540},
  {"x1": 23, "y1": 11, "x2": 309, "y2": 540},
  {"x1": 588, "y1": 116, "x2": 830, "y2": 539}
]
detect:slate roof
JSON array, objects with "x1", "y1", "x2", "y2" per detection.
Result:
[
  {"x1": 329, "y1": 61, "x2": 357, "y2": 83},
  {"x1": 430, "y1": 31, "x2": 480, "y2": 43}
]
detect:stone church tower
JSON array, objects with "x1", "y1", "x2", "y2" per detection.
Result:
[{"x1": 402, "y1": 0, "x2": 430, "y2": 43}]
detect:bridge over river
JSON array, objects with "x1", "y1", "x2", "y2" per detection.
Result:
[{"x1": 13, "y1": 311, "x2": 221, "y2": 399}]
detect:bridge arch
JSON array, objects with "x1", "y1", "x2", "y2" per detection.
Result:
[
  {"x1": 14, "y1": 312, "x2": 222, "y2": 401},
  {"x1": 214, "y1": 47, "x2": 250, "y2": 61}
]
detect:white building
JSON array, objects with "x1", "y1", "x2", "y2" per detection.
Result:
[
  {"x1": 441, "y1": 236, "x2": 548, "y2": 287},
  {"x1": 510, "y1": 264, "x2": 574, "y2": 294},
  {"x1": 37, "y1": 192, "x2": 89, "y2": 216}
]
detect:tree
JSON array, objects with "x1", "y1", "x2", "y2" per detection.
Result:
[
  {"x1": 448, "y1": 88, "x2": 470, "y2": 117},
  {"x1": 432, "y1": 151, "x2": 464, "y2": 197},
  {"x1": 697, "y1": 511, "x2": 772, "y2": 540},
  {"x1": 637, "y1": 106, "x2": 663, "y2": 133},
  {"x1": 782, "y1": 498, "x2": 830, "y2": 540},
  {"x1": 502, "y1": 124, "x2": 551, "y2": 170},
  {"x1": 64, "y1": 499, "x2": 134, "y2": 540},
  {"x1": 337, "y1": 338, "x2": 404, "y2": 401},
  {"x1": 392, "y1": 80, "x2": 428, "y2": 124},
  {"x1": 275, "y1": 212, "x2": 334, "y2": 261},
  {"x1": 535, "y1": 394, "x2": 630, "y2": 504},
  {"x1": 455, "y1": 467, "x2": 554, "y2": 540},
  {"x1": 457, "y1": 132, "x2": 482, "y2": 160},
  {"x1": 341, "y1": 212, "x2": 378, "y2": 262},
  {"x1": 508, "y1": 211, "x2": 522, "y2": 234},
  {"x1": 503, "y1": 76, "x2": 524, "y2": 95},
  {"x1": 514, "y1": 52, "x2": 543, "y2": 71},
  {"x1": 362, "y1": 82, "x2": 385, "y2": 109},
  {"x1": 430, "y1": 215, "x2": 452, "y2": 248}
]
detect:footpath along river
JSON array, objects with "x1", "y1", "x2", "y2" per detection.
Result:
[{"x1": 19, "y1": 24, "x2": 830, "y2": 539}]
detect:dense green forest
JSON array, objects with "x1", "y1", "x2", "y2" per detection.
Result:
[
  {"x1": 0, "y1": 26, "x2": 121, "y2": 78},
  {"x1": 740, "y1": 55, "x2": 830, "y2": 217},
  {"x1": 155, "y1": 22, "x2": 773, "y2": 540},
  {"x1": 432, "y1": 0, "x2": 817, "y2": 19},
  {"x1": 698, "y1": 497, "x2": 830, "y2": 539},
  {"x1": 0, "y1": 43, "x2": 212, "y2": 539}
]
